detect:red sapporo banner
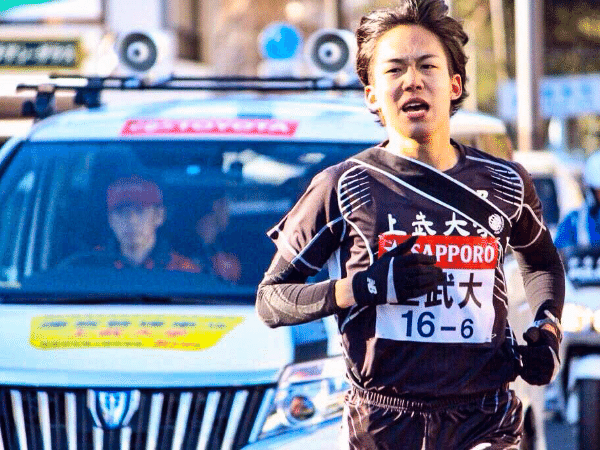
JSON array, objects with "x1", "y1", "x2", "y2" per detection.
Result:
[{"x1": 378, "y1": 234, "x2": 499, "y2": 270}]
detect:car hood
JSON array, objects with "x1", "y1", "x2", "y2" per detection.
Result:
[{"x1": 0, "y1": 303, "x2": 292, "y2": 387}]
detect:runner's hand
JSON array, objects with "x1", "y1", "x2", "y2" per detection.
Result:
[
  {"x1": 352, "y1": 235, "x2": 443, "y2": 307},
  {"x1": 518, "y1": 324, "x2": 561, "y2": 386}
]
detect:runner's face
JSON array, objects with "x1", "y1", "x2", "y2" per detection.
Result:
[
  {"x1": 109, "y1": 205, "x2": 165, "y2": 249},
  {"x1": 365, "y1": 24, "x2": 462, "y2": 142}
]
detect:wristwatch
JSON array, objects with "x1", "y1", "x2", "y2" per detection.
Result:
[{"x1": 532, "y1": 310, "x2": 563, "y2": 342}]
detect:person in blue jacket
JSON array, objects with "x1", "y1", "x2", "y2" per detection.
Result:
[{"x1": 555, "y1": 151, "x2": 600, "y2": 255}]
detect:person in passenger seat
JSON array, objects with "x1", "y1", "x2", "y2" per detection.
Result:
[
  {"x1": 194, "y1": 196, "x2": 241, "y2": 282},
  {"x1": 103, "y1": 175, "x2": 200, "y2": 272}
]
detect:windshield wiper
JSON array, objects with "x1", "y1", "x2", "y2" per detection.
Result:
[
  {"x1": 0, "y1": 293, "x2": 177, "y2": 305},
  {"x1": 0, "y1": 291, "x2": 256, "y2": 305}
]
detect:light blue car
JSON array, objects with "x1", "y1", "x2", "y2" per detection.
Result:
[{"x1": 0, "y1": 76, "x2": 542, "y2": 450}]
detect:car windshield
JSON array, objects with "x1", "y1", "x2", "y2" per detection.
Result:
[{"x1": 0, "y1": 140, "x2": 368, "y2": 303}]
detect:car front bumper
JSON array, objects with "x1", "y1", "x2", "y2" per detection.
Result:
[{"x1": 242, "y1": 418, "x2": 343, "y2": 450}]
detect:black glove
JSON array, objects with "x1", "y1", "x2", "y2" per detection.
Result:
[
  {"x1": 518, "y1": 321, "x2": 561, "y2": 386},
  {"x1": 352, "y1": 235, "x2": 444, "y2": 307}
]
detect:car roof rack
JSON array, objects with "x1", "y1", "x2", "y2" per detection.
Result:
[{"x1": 16, "y1": 75, "x2": 364, "y2": 119}]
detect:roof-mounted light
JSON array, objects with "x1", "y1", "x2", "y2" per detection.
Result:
[{"x1": 14, "y1": 74, "x2": 363, "y2": 119}]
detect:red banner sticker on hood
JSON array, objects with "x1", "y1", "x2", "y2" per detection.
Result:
[
  {"x1": 379, "y1": 234, "x2": 499, "y2": 270},
  {"x1": 121, "y1": 118, "x2": 299, "y2": 136}
]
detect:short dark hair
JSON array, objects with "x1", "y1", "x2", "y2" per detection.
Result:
[{"x1": 356, "y1": 0, "x2": 469, "y2": 115}]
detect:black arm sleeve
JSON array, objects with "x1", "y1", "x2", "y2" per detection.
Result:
[
  {"x1": 513, "y1": 230, "x2": 565, "y2": 321},
  {"x1": 256, "y1": 254, "x2": 342, "y2": 328}
]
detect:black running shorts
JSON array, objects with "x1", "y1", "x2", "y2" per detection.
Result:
[{"x1": 342, "y1": 386, "x2": 523, "y2": 450}]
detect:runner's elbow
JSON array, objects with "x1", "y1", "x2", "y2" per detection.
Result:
[{"x1": 255, "y1": 284, "x2": 284, "y2": 328}]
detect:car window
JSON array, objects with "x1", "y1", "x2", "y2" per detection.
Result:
[
  {"x1": 532, "y1": 176, "x2": 560, "y2": 227},
  {"x1": 0, "y1": 140, "x2": 367, "y2": 302}
]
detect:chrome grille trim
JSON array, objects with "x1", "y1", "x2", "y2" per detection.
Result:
[
  {"x1": 170, "y1": 393, "x2": 192, "y2": 450},
  {"x1": 121, "y1": 427, "x2": 132, "y2": 450},
  {"x1": 86, "y1": 390, "x2": 101, "y2": 428},
  {"x1": 145, "y1": 393, "x2": 164, "y2": 450},
  {"x1": 248, "y1": 388, "x2": 275, "y2": 444},
  {"x1": 93, "y1": 427, "x2": 103, "y2": 450},
  {"x1": 195, "y1": 391, "x2": 220, "y2": 450},
  {"x1": 0, "y1": 407, "x2": 4, "y2": 450},
  {"x1": 123, "y1": 391, "x2": 141, "y2": 428},
  {"x1": 9, "y1": 390, "x2": 27, "y2": 450},
  {"x1": 0, "y1": 385, "x2": 276, "y2": 450},
  {"x1": 65, "y1": 393, "x2": 77, "y2": 450},
  {"x1": 36, "y1": 392, "x2": 52, "y2": 450},
  {"x1": 220, "y1": 390, "x2": 248, "y2": 450}
]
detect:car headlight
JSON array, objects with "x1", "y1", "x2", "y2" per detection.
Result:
[
  {"x1": 258, "y1": 355, "x2": 349, "y2": 439},
  {"x1": 592, "y1": 310, "x2": 600, "y2": 333},
  {"x1": 562, "y1": 302, "x2": 593, "y2": 333}
]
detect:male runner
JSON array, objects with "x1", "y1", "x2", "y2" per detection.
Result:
[{"x1": 256, "y1": 1, "x2": 565, "y2": 448}]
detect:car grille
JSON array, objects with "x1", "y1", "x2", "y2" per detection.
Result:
[{"x1": 0, "y1": 385, "x2": 277, "y2": 450}]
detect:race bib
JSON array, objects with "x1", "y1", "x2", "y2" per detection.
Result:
[{"x1": 375, "y1": 234, "x2": 498, "y2": 344}]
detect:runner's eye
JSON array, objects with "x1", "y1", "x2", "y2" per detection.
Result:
[{"x1": 385, "y1": 66, "x2": 405, "y2": 74}]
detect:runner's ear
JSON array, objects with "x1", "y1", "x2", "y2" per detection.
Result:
[
  {"x1": 450, "y1": 73, "x2": 462, "y2": 101},
  {"x1": 364, "y1": 85, "x2": 380, "y2": 114}
]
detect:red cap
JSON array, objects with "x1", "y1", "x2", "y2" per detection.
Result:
[{"x1": 106, "y1": 176, "x2": 163, "y2": 211}]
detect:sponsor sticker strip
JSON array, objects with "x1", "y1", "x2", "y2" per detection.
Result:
[
  {"x1": 30, "y1": 314, "x2": 243, "y2": 350},
  {"x1": 121, "y1": 118, "x2": 299, "y2": 137}
]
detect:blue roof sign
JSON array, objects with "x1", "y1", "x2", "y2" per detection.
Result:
[
  {"x1": 497, "y1": 74, "x2": 600, "y2": 120},
  {"x1": 258, "y1": 22, "x2": 303, "y2": 60}
]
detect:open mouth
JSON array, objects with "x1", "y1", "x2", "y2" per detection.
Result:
[{"x1": 401, "y1": 100, "x2": 430, "y2": 114}]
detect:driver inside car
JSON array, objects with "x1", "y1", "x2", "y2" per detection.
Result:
[{"x1": 103, "y1": 175, "x2": 200, "y2": 272}]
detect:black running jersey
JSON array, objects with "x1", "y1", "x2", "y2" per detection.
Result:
[{"x1": 266, "y1": 141, "x2": 555, "y2": 397}]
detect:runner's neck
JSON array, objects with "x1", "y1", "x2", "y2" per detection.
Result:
[{"x1": 385, "y1": 133, "x2": 458, "y2": 172}]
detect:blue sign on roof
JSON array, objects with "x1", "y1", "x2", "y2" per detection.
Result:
[
  {"x1": 258, "y1": 22, "x2": 303, "y2": 60},
  {"x1": 497, "y1": 74, "x2": 600, "y2": 120}
]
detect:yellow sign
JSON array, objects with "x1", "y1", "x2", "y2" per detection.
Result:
[
  {"x1": 30, "y1": 314, "x2": 244, "y2": 350},
  {"x1": 0, "y1": 40, "x2": 82, "y2": 69}
]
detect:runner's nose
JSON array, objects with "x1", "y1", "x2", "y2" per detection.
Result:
[{"x1": 402, "y1": 66, "x2": 423, "y2": 91}]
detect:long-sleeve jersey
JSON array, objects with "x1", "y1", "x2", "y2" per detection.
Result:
[{"x1": 256, "y1": 141, "x2": 565, "y2": 398}]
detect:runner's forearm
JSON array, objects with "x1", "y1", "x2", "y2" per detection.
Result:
[
  {"x1": 514, "y1": 231, "x2": 565, "y2": 321},
  {"x1": 256, "y1": 255, "x2": 342, "y2": 327},
  {"x1": 256, "y1": 279, "x2": 339, "y2": 327}
]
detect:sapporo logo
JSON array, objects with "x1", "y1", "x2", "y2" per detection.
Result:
[{"x1": 378, "y1": 234, "x2": 498, "y2": 270}]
